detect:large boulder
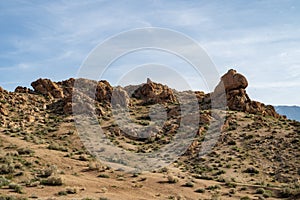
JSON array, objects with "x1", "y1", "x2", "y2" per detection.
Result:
[
  {"x1": 131, "y1": 78, "x2": 177, "y2": 104},
  {"x1": 62, "y1": 79, "x2": 113, "y2": 115},
  {"x1": 96, "y1": 80, "x2": 113, "y2": 103},
  {"x1": 111, "y1": 86, "x2": 130, "y2": 107},
  {"x1": 213, "y1": 69, "x2": 279, "y2": 118},
  {"x1": 56, "y1": 78, "x2": 75, "y2": 97},
  {"x1": 214, "y1": 69, "x2": 248, "y2": 96},
  {"x1": 14, "y1": 86, "x2": 33, "y2": 93},
  {"x1": 0, "y1": 105, "x2": 8, "y2": 116},
  {"x1": 31, "y1": 78, "x2": 64, "y2": 98}
]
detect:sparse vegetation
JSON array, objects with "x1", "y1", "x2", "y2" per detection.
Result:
[
  {"x1": 0, "y1": 75, "x2": 299, "y2": 199},
  {"x1": 41, "y1": 176, "x2": 63, "y2": 186}
]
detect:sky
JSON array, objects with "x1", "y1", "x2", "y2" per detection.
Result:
[{"x1": 0, "y1": 0, "x2": 300, "y2": 106}]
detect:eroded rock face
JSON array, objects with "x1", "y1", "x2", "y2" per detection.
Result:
[
  {"x1": 57, "y1": 78, "x2": 75, "y2": 97},
  {"x1": 61, "y1": 79, "x2": 114, "y2": 115},
  {"x1": 132, "y1": 79, "x2": 177, "y2": 104},
  {"x1": 29, "y1": 78, "x2": 114, "y2": 114},
  {"x1": 214, "y1": 69, "x2": 248, "y2": 96},
  {"x1": 14, "y1": 86, "x2": 33, "y2": 94},
  {"x1": 213, "y1": 69, "x2": 279, "y2": 118},
  {"x1": 31, "y1": 78, "x2": 64, "y2": 99},
  {"x1": 0, "y1": 105, "x2": 8, "y2": 116},
  {"x1": 96, "y1": 80, "x2": 113, "y2": 103},
  {"x1": 111, "y1": 86, "x2": 130, "y2": 107}
]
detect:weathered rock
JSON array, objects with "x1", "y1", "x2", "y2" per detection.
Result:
[
  {"x1": 26, "y1": 115, "x2": 35, "y2": 123},
  {"x1": 132, "y1": 79, "x2": 177, "y2": 104},
  {"x1": 111, "y1": 86, "x2": 130, "y2": 107},
  {"x1": 63, "y1": 102, "x2": 73, "y2": 115},
  {"x1": 0, "y1": 86, "x2": 3, "y2": 93},
  {"x1": 0, "y1": 105, "x2": 8, "y2": 116},
  {"x1": 31, "y1": 78, "x2": 64, "y2": 98},
  {"x1": 15, "y1": 86, "x2": 32, "y2": 93},
  {"x1": 214, "y1": 69, "x2": 248, "y2": 96},
  {"x1": 61, "y1": 79, "x2": 113, "y2": 115},
  {"x1": 56, "y1": 78, "x2": 75, "y2": 97},
  {"x1": 226, "y1": 89, "x2": 251, "y2": 111},
  {"x1": 96, "y1": 80, "x2": 113, "y2": 103},
  {"x1": 213, "y1": 69, "x2": 279, "y2": 118}
]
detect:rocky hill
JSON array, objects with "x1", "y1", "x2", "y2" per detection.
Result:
[{"x1": 0, "y1": 69, "x2": 299, "y2": 200}]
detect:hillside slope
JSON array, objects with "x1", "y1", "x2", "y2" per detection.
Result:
[{"x1": 0, "y1": 70, "x2": 299, "y2": 200}]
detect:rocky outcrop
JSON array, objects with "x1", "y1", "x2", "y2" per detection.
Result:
[
  {"x1": 131, "y1": 78, "x2": 177, "y2": 104},
  {"x1": 214, "y1": 69, "x2": 248, "y2": 95},
  {"x1": 56, "y1": 78, "x2": 75, "y2": 97},
  {"x1": 0, "y1": 105, "x2": 8, "y2": 116},
  {"x1": 29, "y1": 78, "x2": 114, "y2": 114},
  {"x1": 31, "y1": 78, "x2": 64, "y2": 99},
  {"x1": 96, "y1": 80, "x2": 113, "y2": 103},
  {"x1": 27, "y1": 71, "x2": 279, "y2": 118},
  {"x1": 213, "y1": 69, "x2": 279, "y2": 118},
  {"x1": 14, "y1": 86, "x2": 33, "y2": 94},
  {"x1": 111, "y1": 86, "x2": 130, "y2": 107}
]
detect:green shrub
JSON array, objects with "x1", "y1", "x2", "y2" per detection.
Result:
[
  {"x1": 263, "y1": 190, "x2": 272, "y2": 198},
  {"x1": 240, "y1": 196, "x2": 251, "y2": 200},
  {"x1": 8, "y1": 183, "x2": 23, "y2": 194},
  {"x1": 243, "y1": 167, "x2": 259, "y2": 174},
  {"x1": 183, "y1": 182, "x2": 194, "y2": 187},
  {"x1": 206, "y1": 185, "x2": 221, "y2": 190},
  {"x1": 98, "y1": 174, "x2": 110, "y2": 178},
  {"x1": 225, "y1": 182, "x2": 237, "y2": 188},
  {"x1": 0, "y1": 176, "x2": 10, "y2": 187},
  {"x1": 41, "y1": 176, "x2": 63, "y2": 186},
  {"x1": 194, "y1": 188, "x2": 205, "y2": 193},
  {"x1": 167, "y1": 175, "x2": 178, "y2": 183},
  {"x1": 256, "y1": 188, "x2": 265, "y2": 194}
]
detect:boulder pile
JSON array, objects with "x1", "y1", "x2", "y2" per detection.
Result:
[
  {"x1": 213, "y1": 69, "x2": 279, "y2": 118},
  {"x1": 131, "y1": 78, "x2": 177, "y2": 104}
]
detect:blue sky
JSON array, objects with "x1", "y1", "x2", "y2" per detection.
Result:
[{"x1": 0, "y1": 0, "x2": 300, "y2": 105}]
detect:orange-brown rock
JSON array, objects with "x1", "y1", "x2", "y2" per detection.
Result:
[
  {"x1": 57, "y1": 78, "x2": 75, "y2": 97},
  {"x1": 14, "y1": 86, "x2": 32, "y2": 93},
  {"x1": 0, "y1": 105, "x2": 8, "y2": 116},
  {"x1": 213, "y1": 69, "x2": 279, "y2": 118},
  {"x1": 111, "y1": 86, "x2": 130, "y2": 107},
  {"x1": 96, "y1": 80, "x2": 113, "y2": 103},
  {"x1": 214, "y1": 69, "x2": 248, "y2": 95},
  {"x1": 132, "y1": 79, "x2": 177, "y2": 104},
  {"x1": 31, "y1": 78, "x2": 64, "y2": 98}
]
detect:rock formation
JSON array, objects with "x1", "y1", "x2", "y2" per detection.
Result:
[
  {"x1": 56, "y1": 78, "x2": 75, "y2": 97},
  {"x1": 19, "y1": 70, "x2": 280, "y2": 118},
  {"x1": 131, "y1": 79, "x2": 177, "y2": 104},
  {"x1": 14, "y1": 86, "x2": 33, "y2": 93},
  {"x1": 31, "y1": 78, "x2": 64, "y2": 99},
  {"x1": 213, "y1": 69, "x2": 279, "y2": 118},
  {"x1": 95, "y1": 80, "x2": 113, "y2": 103},
  {"x1": 111, "y1": 86, "x2": 130, "y2": 107},
  {"x1": 214, "y1": 69, "x2": 248, "y2": 95}
]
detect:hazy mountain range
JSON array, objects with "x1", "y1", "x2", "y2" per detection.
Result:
[{"x1": 275, "y1": 105, "x2": 300, "y2": 121}]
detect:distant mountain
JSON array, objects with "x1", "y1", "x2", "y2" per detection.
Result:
[{"x1": 275, "y1": 105, "x2": 300, "y2": 121}]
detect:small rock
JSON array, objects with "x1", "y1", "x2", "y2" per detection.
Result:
[
  {"x1": 26, "y1": 115, "x2": 35, "y2": 123},
  {"x1": 0, "y1": 105, "x2": 8, "y2": 116}
]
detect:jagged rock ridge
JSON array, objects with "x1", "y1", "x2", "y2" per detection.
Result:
[
  {"x1": 13, "y1": 69, "x2": 280, "y2": 118},
  {"x1": 212, "y1": 69, "x2": 280, "y2": 118}
]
